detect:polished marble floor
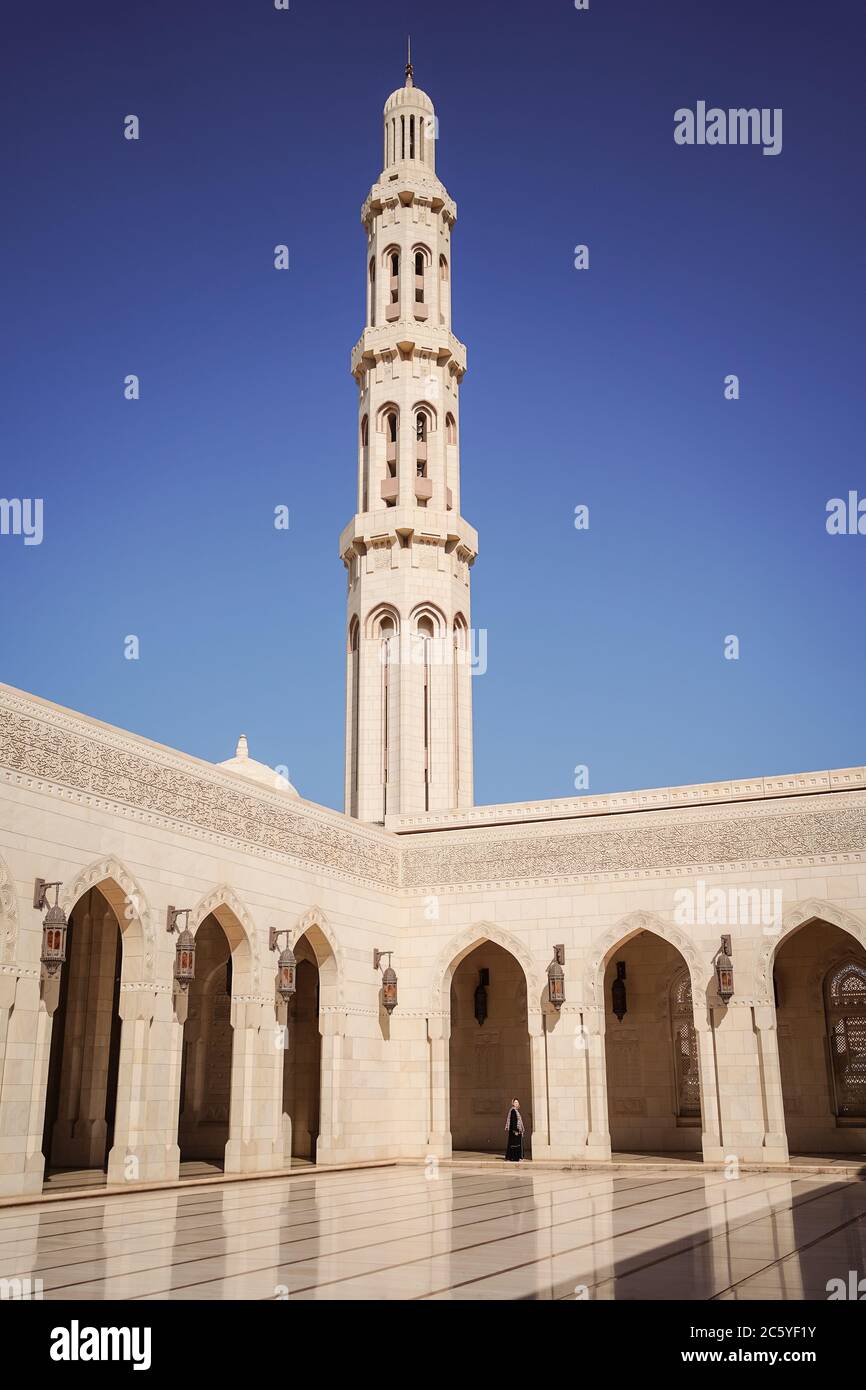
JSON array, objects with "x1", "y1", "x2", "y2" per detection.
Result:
[{"x1": 2, "y1": 1164, "x2": 866, "y2": 1300}]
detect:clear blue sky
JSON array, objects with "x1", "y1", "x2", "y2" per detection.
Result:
[{"x1": 2, "y1": 0, "x2": 864, "y2": 811}]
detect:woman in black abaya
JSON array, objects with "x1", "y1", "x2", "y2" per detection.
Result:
[{"x1": 504, "y1": 1097, "x2": 525, "y2": 1161}]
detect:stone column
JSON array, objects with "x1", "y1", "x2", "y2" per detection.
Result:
[
  {"x1": 224, "y1": 996, "x2": 282, "y2": 1174},
  {"x1": 582, "y1": 1005, "x2": 612, "y2": 1160},
  {"x1": 0, "y1": 966, "x2": 50, "y2": 1197},
  {"x1": 106, "y1": 984, "x2": 182, "y2": 1185},
  {"x1": 275, "y1": 998, "x2": 291, "y2": 1168},
  {"x1": 754, "y1": 1003, "x2": 790, "y2": 1163},
  {"x1": 426, "y1": 1012, "x2": 451, "y2": 1157},
  {"x1": 316, "y1": 1007, "x2": 347, "y2": 1165},
  {"x1": 694, "y1": 1007, "x2": 725, "y2": 1162},
  {"x1": 528, "y1": 1009, "x2": 551, "y2": 1160}
]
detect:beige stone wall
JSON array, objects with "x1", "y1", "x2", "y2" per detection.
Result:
[{"x1": 0, "y1": 684, "x2": 865, "y2": 1196}]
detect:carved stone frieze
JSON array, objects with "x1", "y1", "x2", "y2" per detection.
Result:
[{"x1": 0, "y1": 692, "x2": 399, "y2": 890}]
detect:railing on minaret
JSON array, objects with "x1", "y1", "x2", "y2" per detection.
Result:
[{"x1": 342, "y1": 61, "x2": 477, "y2": 822}]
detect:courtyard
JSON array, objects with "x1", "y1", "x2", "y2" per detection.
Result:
[{"x1": 3, "y1": 1162, "x2": 866, "y2": 1301}]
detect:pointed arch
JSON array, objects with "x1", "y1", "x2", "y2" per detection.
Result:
[
  {"x1": 364, "y1": 602, "x2": 401, "y2": 638},
  {"x1": 59, "y1": 855, "x2": 153, "y2": 982},
  {"x1": 191, "y1": 885, "x2": 259, "y2": 996},
  {"x1": 432, "y1": 921, "x2": 541, "y2": 1012},
  {"x1": 291, "y1": 905, "x2": 343, "y2": 1010},
  {"x1": 410, "y1": 601, "x2": 446, "y2": 636},
  {"x1": 584, "y1": 910, "x2": 706, "y2": 1009},
  {"x1": 755, "y1": 899, "x2": 866, "y2": 1005}
]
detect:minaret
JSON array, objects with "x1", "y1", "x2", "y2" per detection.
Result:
[{"x1": 342, "y1": 55, "x2": 477, "y2": 822}]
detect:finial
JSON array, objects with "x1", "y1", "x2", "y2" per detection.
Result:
[
  {"x1": 235, "y1": 734, "x2": 249, "y2": 759},
  {"x1": 405, "y1": 35, "x2": 414, "y2": 87}
]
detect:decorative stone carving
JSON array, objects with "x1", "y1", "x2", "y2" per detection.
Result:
[
  {"x1": 0, "y1": 693, "x2": 399, "y2": 889},
  {"x1": 59, "y1": 855, "x2": 156, "y2": 978},
  {"x1": 402, "y1": 801, "x2": 866, "y2": 891},
  {"x1": 584, "y1": 910, "x2": 707, "y2": 1008},
  {"x1": 191, "y1": 884, "x2": 262, "y2": 993},
  {"x1": 753, "y1": 898, "x2": 866, "y2": 1004},
  {"x1": 0, "y1": 852, "x2": 18, "y2": 963},
  {"x1": 430, "y1": 921, "x2": 541, "y2": 1012}
]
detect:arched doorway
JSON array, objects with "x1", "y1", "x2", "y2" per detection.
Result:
[
  {"x1": 42, "y1": 885, "x2": 123, "y2": 1177},
  {"x1": 603, "y1": 930, "x2": 702, "y2": 1154},
  {"x1": 448, "y1": 941, "x2": 532, "y2": 1157},
  {"x1": 278, "y1": 921, "x2": 338, "y2": 1166},
  {"x1": 177, "y1": 914, "x2": 236, "y2": 1167},
  {"x1": 773, "y1": 918, "x2": 866, "y2": 1154},
  {"x1": 281, "y1": 946, "x2": 321, "y2": 1162}
]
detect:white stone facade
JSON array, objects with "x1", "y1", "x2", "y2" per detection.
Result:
[
  {"x1": 1, "y1": 680, "x2": 864, "y2": 1197},
  {"x1": 342, "y1": 66, "x2": 474, "y2": 820},
  {"x1": 1, "y1": 69, "x2": 864, "y2": 1201}
]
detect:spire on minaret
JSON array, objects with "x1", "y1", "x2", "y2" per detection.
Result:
[{"x1": 405, "y1": 35, "x2": 414, "y2": 87}]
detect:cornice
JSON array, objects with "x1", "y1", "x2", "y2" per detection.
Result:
[{"x1": 0, "y1": 687, "x2": 400, "y2": 891}]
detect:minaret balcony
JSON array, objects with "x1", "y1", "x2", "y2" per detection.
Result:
[
  {"x1": 415, "y1": 441, "x2": 427, "y2": 463},
  {"x1": 380, "y1": 478, "x2": 399, "y2": 504},
  {"x1": 414, "y1": 303, "x2": 429, "y2": 321},
  {"x1": 414, "y1": 478, "x2": 433, "y2": 502},
  {"x1": 351, "y1": 326, "x2": 467, "y2": 377},
  {"x1": 386, "y1": 440, "x2": 397, "y2": 465},
  {"x1": 340, "y1": 508, "x2": 478, "y2": 559},
  {"x1": 385, "y1": 302, "x2": 400, "y2": 322}
]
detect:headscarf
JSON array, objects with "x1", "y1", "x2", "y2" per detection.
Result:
[{"x1": 505, "y1": 1105, "x2": 525, "y2": 1135}]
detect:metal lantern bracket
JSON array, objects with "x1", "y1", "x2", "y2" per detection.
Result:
[
  {"x1": 33, "y1": 878, "x2": 62, "y2": 912},
  {"x1": 166, "y1": 905, "x2": 192, "y2": 935}
]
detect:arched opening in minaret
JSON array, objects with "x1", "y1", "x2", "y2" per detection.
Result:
[
  {"x1": 602, "y1": 930, "x2": 702, "y2": 1155},
  {"x1": 42, "y1": 885, "x2": 124, "y2": 1184},
  {"x1": 448, "y1": 941, "x2": 532, "y2": 1158},
  {"x1": 439, "y1": 254, "x2": 450, "y2": 325},
  {"x1": 368, "y1": 258, "x2": 376, "y2": 327},
  {"x1": 772, "y1": 918, "x2": 866, "y2": 1154},
  {"x1": 360, "y1": 414, "x2": 369, "y2": 510}
]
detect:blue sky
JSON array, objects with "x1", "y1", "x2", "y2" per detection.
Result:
[{"x1": 2, "y1": 0, "x2": 864, "y2": 811}]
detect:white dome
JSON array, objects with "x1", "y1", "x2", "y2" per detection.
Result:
[{"x1": 218, "y1": 734, "x2": 299, "y2": 796}]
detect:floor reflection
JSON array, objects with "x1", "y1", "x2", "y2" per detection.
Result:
[{"x1": 0, "y1": 1165, "x2": 864, "y2": 1301}]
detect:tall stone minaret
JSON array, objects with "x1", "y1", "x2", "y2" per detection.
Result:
[{"x1": 342, "y1": 54, "x2": 476, "y2": 822}]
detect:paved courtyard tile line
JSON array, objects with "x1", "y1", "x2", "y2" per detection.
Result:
[
  {"x1": 4, "y1": 1166, "x2": 863, "y2": 1302},
  {"x1": 8, "y1": 1171, "x2": 687, "y2": 1294}
]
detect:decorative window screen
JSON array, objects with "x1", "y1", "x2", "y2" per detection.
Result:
[
  {"x1": 670, "y1": 969, "x2": 701, "y2": 1118},
  {"x1": 825, "y1": 960, "x2": 866, "y2": 1118}
]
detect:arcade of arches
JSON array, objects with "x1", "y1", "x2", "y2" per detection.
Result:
[
  {"x1": 32, "y1": 909, "x2": 866, "y2": 1190},
  {"x1": 39, "y1": 892, "x2": 328, "y2": 1185}
]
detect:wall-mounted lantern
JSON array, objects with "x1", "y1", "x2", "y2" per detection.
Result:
[
  {"x1": 166, "y1": 906, "x2": 196, "y2": 990},
  {"x1": 611, "y1": 960, "x2": 627, "y2": 1022},
  {"x1": 474, "y1": 967, "x2": 489, "y2": 1027},
  {"x1": 33, "y1": 879, "x2": 67, "y2": 977},
  {"x1": 715, "y1": 934, "x2": 734, "y2": 1003},
  {"x1": 373, "y1": 949, "x2": 398, "y2": 1013},
  {"x1": 269, "y1": 928, "x2": 297, "y2": 1003},
  {"x1": 547, "y1": 945, "x2": 566, "y2": 1009}
]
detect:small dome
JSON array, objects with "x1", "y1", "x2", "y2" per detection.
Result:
[
  {"x1": 218, "y1": 734, "x2": 299, "y2": 796},
  {"x1": 384, "y1": 83, "x2": 434, "y2": 116}
]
